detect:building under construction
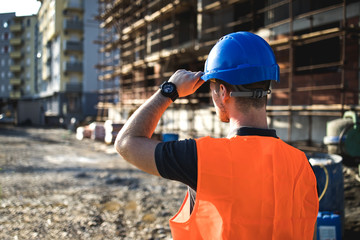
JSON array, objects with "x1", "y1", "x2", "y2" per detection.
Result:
[{"x1": 96, "y1": 0, "x2": 360, "y2": 148}]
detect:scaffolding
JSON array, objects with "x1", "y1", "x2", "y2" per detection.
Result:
[
  {"x1": 94, "y1": 0, "x2": 121, "y2": 121},
  {"x1": 96, "y1": 0, "x2": 360, "y2": 145}
]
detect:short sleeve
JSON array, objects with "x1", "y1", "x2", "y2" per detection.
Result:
[{"x1": 155, "y1": 139, "x2": 198, "y2": 190}]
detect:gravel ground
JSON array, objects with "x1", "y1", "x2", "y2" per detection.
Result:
[
  {"x1": 0, "y1": 125, "x2": 359, "y2": 239},
  {"x1": 0, "y1": 126, "x2": 185, "y2": 239}
]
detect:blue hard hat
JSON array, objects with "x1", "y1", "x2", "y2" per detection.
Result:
[{"x1": 201, "y1": 32, "x2": 280, "y2": 85}]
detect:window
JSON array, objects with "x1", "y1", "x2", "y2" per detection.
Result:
[
  {"x1": 70, "y1": 55, "x2": 77, "y2": 63},
  {"x1": 292, "y1": 0, "x2": 342, "y2": 17},
  {"x1": 294, "y1": 37, "x2": 340, "y2": 73},
  {"x1": 70, "y1": 76, "x2": 78, "y2": 83}
]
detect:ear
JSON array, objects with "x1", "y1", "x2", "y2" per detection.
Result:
[{"x1": 219, "y1": 84, "x2": 231, "y2": 102}]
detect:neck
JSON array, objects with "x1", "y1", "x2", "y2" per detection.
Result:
[{"x1": 227, "y1": 107, "x2": 268, "y2": 138}]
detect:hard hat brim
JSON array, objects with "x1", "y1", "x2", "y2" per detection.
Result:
[{"x1": 201, "y1": 64, "x2": 280, "y2": 85}]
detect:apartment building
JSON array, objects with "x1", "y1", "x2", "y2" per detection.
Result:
[
  {"x1": 37, "y1": 0, "x2": 99, "y2": 125},
  {"x1": 97, "y1": 0, "x2": 360, "y2": 146},
  {"x1": 0, "y1": 13, "x2": 15, "y2": 114},
  {"x1": 9, "y1": 15, "x2": 38, "y2": 99}
]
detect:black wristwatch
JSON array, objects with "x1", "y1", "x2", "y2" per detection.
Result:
[{"x1": 160, "y1": 81, "x2": 179, "y2": 102}]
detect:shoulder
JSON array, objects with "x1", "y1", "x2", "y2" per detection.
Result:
[
  {"x1": 154, "y1": 138, "x2": 198, "y2": 189},
  {"x1": 275, "y1": 138, "x2": 307, "y2": 157},
  {"x1": 195, "y1": 136, "x2": 228, "y2": 146},
  {"x1": 156, "y1": 138, "x2": 197, "y2": 154}
]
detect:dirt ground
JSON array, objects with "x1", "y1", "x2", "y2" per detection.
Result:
[{"x1": 0, "y1": 125, "x2": 359, "y2": 239}]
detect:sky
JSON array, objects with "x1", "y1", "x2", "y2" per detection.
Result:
[{"x1": 0, "y1": 0, "x2": 41, "y2": 16}]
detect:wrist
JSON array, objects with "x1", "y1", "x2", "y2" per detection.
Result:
[{"x1": 159, "y1": 81, "x2": 179, "y2": 102}]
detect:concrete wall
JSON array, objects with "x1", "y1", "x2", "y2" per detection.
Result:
[
  {"x1": 152, "y1": 106, "x2": 340, "y2": 145},
  {"x1": 159, "y1": 106, "x2": 229, "y2": 139},
  {"x1": 17, "y1": 100, "x2": 44, "y2": 125},
  {"x1": 82, "y1": 0, "x2": 99, "y2": 117},
  {"x1": 83, "y1": 0, "x2": 99, "y2": 93},
  {"x1": 268, "y1": 114, "x2": 339, "y2": 144},
  {"x1": 82, "y1": 92, "x2": 98, "y2": 117}
]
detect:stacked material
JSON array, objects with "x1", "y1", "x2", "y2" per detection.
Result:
[
  {"x1": 76, "y1": 125, "x2": 92, "y2": 140},
  {"x1": 104, "y1": 120, "x2": 124, "y2": 144},
  {"x1": 76, "y1": 121, "x2": 124, "y2": 144},
  {"x1": 90, "y1": 122, "x2": 106, "y2": 141}
]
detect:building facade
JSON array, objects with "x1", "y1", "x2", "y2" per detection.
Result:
[
  {"x1": 36, "y1": 0, "x2": 98, "y2": 125},
  {"x1": 9, "y1": 15, "x2": 38, "y2": 100},
  {"x1": 97, "y1": 0, "x2": 360, "y2": 146},
  {"x1": 0, "y1": 12, "x2": 15, "y2": 115}
]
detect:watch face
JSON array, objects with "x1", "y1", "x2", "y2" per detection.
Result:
[{"x1": 163, "y1": 83, "x2": 174, "y2": 93}]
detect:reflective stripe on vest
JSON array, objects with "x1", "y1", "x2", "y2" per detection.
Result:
[{"x1": 169, "y1": 136, "x2": 319, "y2": 240}]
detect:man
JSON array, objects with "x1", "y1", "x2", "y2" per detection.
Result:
[{"x1": 115, "y1": 32, "x2": 319, "y2": 239}]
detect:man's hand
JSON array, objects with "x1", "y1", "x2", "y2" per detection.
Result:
[{"x1": 168, "y1": 70, "x2": 204, "y2": 98}]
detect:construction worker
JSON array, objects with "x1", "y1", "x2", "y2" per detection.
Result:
[{"x1": 115, "y1": 31, "x2": 319, "y2": 239}]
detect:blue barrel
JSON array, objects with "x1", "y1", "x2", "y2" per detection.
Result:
[
  {"x1": 307, "y1": 153, "x2": 344, "y2": 218},
  {"x1": 162, "y1": 133, "x2": 179, "y2": 142},
  {"x1": 317, "y1": 212, "x2": 341, "y2": 240}
]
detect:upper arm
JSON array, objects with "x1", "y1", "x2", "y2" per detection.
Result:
[
  {"x1": 115, "y1": 136, "x2": 161, "y2": 176},
  {"x1": 155, "y1": 139, "x2": 198, "y2": 190}
]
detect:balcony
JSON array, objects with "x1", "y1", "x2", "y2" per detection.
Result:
[
  {"x1": 63, "y1": 0, "x2": 83, "y2": 11},
  {"x1": 65, "y1": 82, "x2": 82, "y2": 92},
  {"x1": 10, "y1": 78, "x2": 22, "y2": 85},
  {"x1": 64, "y1": 40, "x2": 83, "y2": 52},
  {"x1": 42, "y1": 67, "x2": 51, "y2": 80},
  {"x1": 10, "y1": 65, "x2": 22, "y2": 72},
  {"x1": 10, "y1": 91, "x2": 21, "y2": 99},
  {"x1": 9, "y1": 38, "x2": 22, "y2": 46},
  {"x1": 64, "y1": 61, "x2": 83, "y2": 73},
  {"x1": 10, "y1": 51, "x2": 22, "y2": 59},
  {"x1": 10, "y1": 23, "x2": 22, "y2": 32},
  {"x1": 63, "y1": 19, "x2": 83, "y2": 32}
]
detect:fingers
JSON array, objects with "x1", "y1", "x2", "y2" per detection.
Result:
[
  {"x1": 194, "y1": 71, "x2": 204, "y2": 79},
  {"x1": 193, "y1": 71, "x2": 205, "y2": 89},
  {"x1": 194, "y1": 78, "x2": 205, "y2": 90},
  {"x1": 169, "y1": 70, "x2": 205, "y2": 97}
]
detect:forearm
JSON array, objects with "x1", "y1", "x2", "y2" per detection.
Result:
[
  {"x1": 118, "y1": 90, "x2": 171, "y2": 139},
  {"x1": 114, "y1": 90, "x2": 171, "y2": 175}
]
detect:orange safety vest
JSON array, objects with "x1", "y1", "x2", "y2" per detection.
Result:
[{"x1": 169, "y1": 136, "x2": 319, "y2": 240}]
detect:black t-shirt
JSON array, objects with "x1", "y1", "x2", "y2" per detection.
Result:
[{"x1": 155, "y1": 127, "x2": 278, "y2": 212}]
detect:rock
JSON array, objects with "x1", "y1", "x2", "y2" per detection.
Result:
[
  {"x1": 101, "y1": 201, "x2": 122, "y2": 212},
  {"x1": 142, "y1": 213, "x2": 156, "y2": 223}
]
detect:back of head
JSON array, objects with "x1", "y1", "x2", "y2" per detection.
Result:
[
  {"x1": 201, "y1": 32, "x2": 279, "y2": 111},
  {"x1": 202, "y1": 31, "x2": 279, "y2": 86}
]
